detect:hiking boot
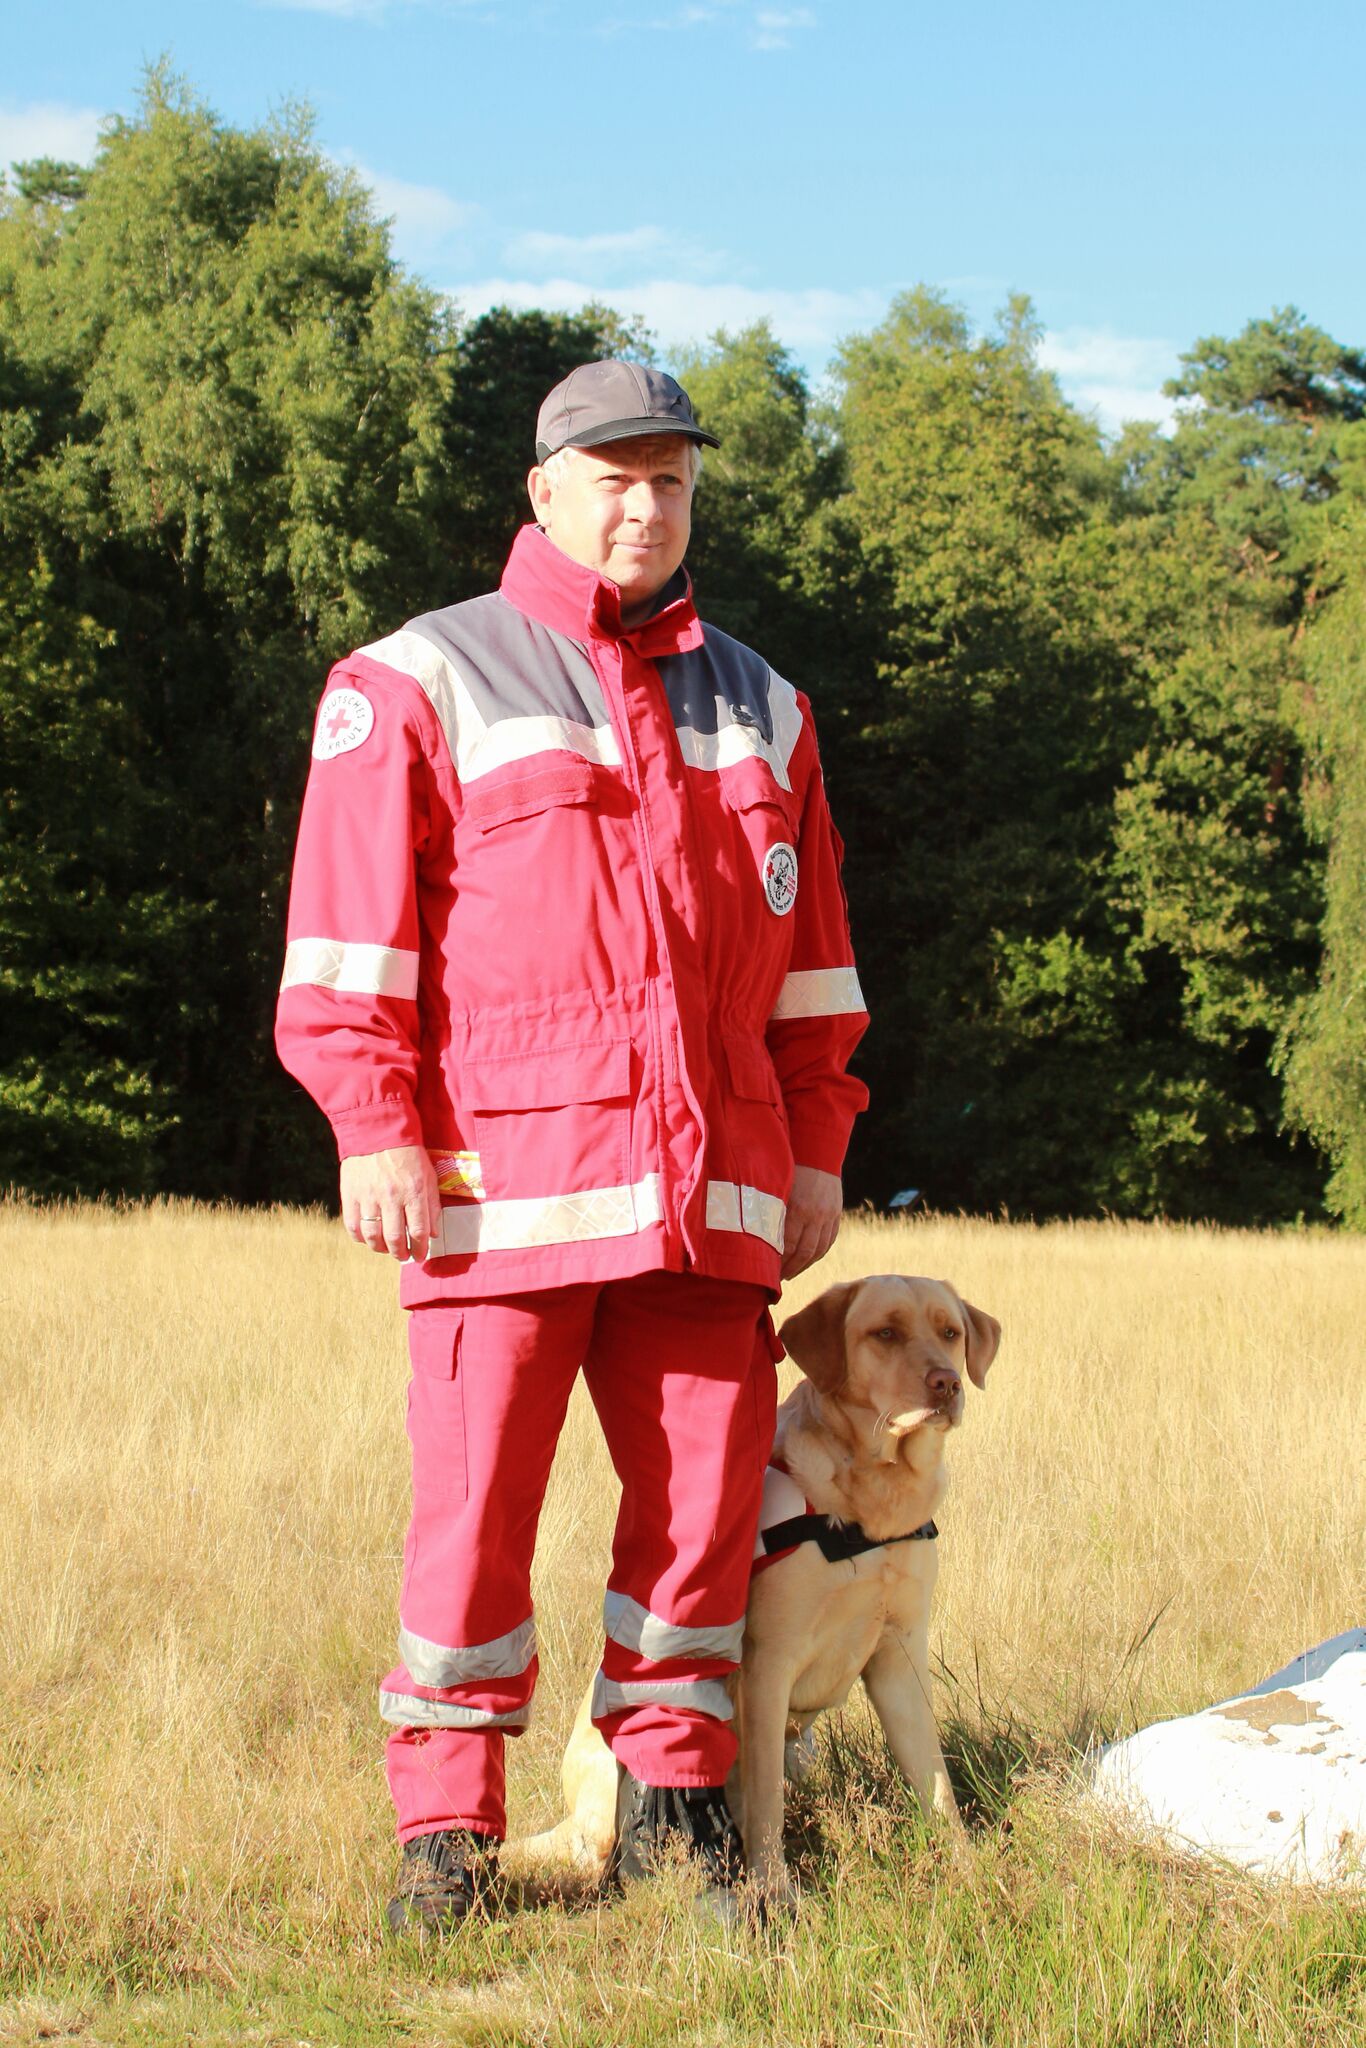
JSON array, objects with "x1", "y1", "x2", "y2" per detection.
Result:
[
  {"x1": 385, "y1": 1826, "x2": 499, "y2": 1936},
  {"x1": 612, "y1": 1773, "x2": 746, "y2": 1922}
]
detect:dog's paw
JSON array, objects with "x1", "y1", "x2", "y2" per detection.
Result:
[
  {"x1": 744, "y1": 1865, "x2": 800, "y2": 1925},
  {"x1": 937, "y1": 1816, "x2": 975, "y2": 1877}
]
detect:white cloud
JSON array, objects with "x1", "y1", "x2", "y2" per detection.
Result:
[
  {"x1": 0, "y1": 101, "x2": 105, "y2": 170},
  {"x1": 751, "y1": 7, "x2": 815, "y2": 49},
  {"x1": 598, "y1": 2, "x2": 815, "y2": 41},
  {"x1": 256, "y1": 0, "x2": 486, "y2": 15},
  {"x1": 257, "y1": 0, "x2": 395, "y2": 16},
  {"x1": 439, "y1": 276, "x2": 1180, "y2": 438},
  {"x1": 507, "y1": 227, "x2": 675, "y2": 271},
  {"x1": 337, "y1": 156, "x2": 476, "y2": 256},
  {"x1": 443, "y1": 273, "x2": 885, "y2": 357},
  {"x1": 503, "y1": 224, "x2": 730, "y2": 284},
  {"x1": 598, "y1": 5, "x2": 723, "y2": 31},
  {"x1": 1038, "y1": 327, "x2": 1180, "y2": 435}
]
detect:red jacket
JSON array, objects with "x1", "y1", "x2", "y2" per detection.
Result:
[{"x1": 276, "y1": 525, "x2": 868, "y2": 1304}]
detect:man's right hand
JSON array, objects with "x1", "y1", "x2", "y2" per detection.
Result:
[{"x1": 339, "y1": 1146, "x2": 440, "y2": 1262}]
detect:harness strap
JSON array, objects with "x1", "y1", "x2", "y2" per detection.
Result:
[{"x1": 759, "y1": 1514, "x2": 938, "y2": 1565}]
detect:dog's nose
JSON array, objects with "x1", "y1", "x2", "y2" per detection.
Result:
[{"x1": 926, "y1": 1367, "x2": 961, "y2": 1404}]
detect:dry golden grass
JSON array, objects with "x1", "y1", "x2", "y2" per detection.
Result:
[{"x1": 1, "y1": 1195, "x2": 1363, "y2": 2033}]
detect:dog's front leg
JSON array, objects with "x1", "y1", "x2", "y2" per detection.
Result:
[
  {"x1": 862, "y1": 1630, "x2": 964, "y2": 1837},
  {"x1": 735, "y1": 1651, "x2": 799, "y2": 1904}
]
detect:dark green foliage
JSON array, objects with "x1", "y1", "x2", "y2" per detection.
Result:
[
  {"x1": 1, "y1": 69, "x2": 452, "y2": 1198},
  {"x1": 441, "y1": 301, "x2": 655, "y2": 599},
  {"x1": 1, "y1": 74, "x2": 1363, "y2": 1222},
  {"x1": 1277, "y1": 472, "x2": 1366, "y2": 1222}
]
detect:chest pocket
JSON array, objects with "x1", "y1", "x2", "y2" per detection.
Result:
[
  {"x1": 720, "y1": 771, "x2": 801, "y2": 935},
  {"x1": 463, "y1": 756, "x2": 606, "y2": 833}
]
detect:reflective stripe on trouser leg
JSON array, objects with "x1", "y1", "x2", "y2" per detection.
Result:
[
  {"x1": 597, "y1": 1594, "x2": 744, "y2": 1728},
  {"x1": 385, "y1": 1289, "x2": 597, "y2": 1839},
  {"x1": 582, "y1": 1272, "x2": 778, "y2": 1786},
  {"x1": 602, "y1": 1590, "x2": 744, "y2": 1666},
  {"x1": 398, "y1": 1615, "x2": 537, "y2": 1689},
  {"x1": 381, "y1": 1617, "x2": 538, "y2": 1729},
  {"x1": 592, "y1": 1670, "x2": 735, "y2": 1724}
]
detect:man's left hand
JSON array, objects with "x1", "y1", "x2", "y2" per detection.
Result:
[{"x1": 781, "y1": 1164, "x2": 843, "y2": 1279}]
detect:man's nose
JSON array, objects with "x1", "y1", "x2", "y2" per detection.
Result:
[{"x1": 622, "y1": 482, "x2": 662, "y2": 523}]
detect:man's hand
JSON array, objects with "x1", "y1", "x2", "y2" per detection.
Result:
[
  {"x1": 340, "y1": 1146, "x2": 440, "y2": 1262},
  {"x1": 781, "y1": 1164, "x2": 844, "y2": 1280}
]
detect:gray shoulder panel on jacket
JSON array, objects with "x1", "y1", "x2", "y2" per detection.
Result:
[
  {"x1": 403, "y1": 593, "x2": 608, "y2": 729},
  {"x1": 656, "y1": 625, "x2": 775, "y2": 743}
]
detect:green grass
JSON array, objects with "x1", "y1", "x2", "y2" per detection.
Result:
[{"x1": 5, "y1": 1716, "x2": 1363, "y2": 2048}]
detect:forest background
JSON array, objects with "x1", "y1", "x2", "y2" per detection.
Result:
[{"x1": 3, "y1": 76, "x2": 1365, "y2": 1228}]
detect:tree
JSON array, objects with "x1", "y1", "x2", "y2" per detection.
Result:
[
  {"x1": 822, "y1": 291, "x2": 1156, "y2": 1211},
  {"x1": 0, "y1": 68, "x2": 453, "y2": 1197},
  {"x1": 1278, "y1": 442, "x2": 1366, "y2": 1220}
]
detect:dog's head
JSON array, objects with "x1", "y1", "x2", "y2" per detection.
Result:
[{"x1": 779, "y1": 1275, "x2": 1000, "y2": 1441}]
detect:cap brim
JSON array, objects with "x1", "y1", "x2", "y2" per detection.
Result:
[{"x1": 536, "y1": 416, "x2": 721, "y2": 462}]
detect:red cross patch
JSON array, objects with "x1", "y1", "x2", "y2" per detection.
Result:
[{"x1": 312, "y1": 687, "x2": 375, "y2": 762}]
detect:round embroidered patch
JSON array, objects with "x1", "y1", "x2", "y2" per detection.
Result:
[
  {"x1": 761, "y1": 841, "x2": 799, "y2": 916},
  {"x1": 312, "y1": 687, "x2": 375, "y2": 761}
]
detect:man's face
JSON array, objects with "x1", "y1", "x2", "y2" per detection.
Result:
[{"x1": 527, "y1": 435, "x2": 694, "y2": 620}]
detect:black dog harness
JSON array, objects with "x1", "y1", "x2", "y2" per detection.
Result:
[{"x1": 759, "y1": 1511, "x2": 938, "y2": 1565}]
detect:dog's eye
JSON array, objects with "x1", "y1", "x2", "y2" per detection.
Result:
[
  {"x1": 942, "y1": 1326, "x2": 960, "y2": 1343},
  {"x1": 872, "y1": 1325, "x2": 900, "y2": 1342}
]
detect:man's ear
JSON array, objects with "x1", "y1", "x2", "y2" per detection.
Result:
[
  {"x1": 779, "y1": 1282, "x2": 857, "y2": 1394},
  {"x1": 527, "y1": 464, "x2": 551, "y2": 524},
  {"x1": 942, "y1": 1284, "x2": 1001, "y2": 1389}
]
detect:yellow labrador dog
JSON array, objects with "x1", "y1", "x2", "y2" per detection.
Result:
[{"x1": 506, "y1": 1274, "x2": 1000, "y2": 1905}]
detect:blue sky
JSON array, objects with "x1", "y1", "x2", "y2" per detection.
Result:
[{"x1": 4, "y1": 0, "x2": 1362, "y2": 435}]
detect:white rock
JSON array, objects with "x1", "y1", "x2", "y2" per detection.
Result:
[{"x1": 1088, "y1": 1630, "x2": 1366, "y2": 1886}]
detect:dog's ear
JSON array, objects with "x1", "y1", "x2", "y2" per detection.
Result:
[
  {"x1": 943, "y1": 1285, "x2": 1001, "y2": 1389},
  {"x1": 779, "y1": 1282, "x2": 857, "y2": 1394}
]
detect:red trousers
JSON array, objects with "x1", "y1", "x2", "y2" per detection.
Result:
[{"x1": 383, "y1": 1271, "x2": 778, "y2": 1841}]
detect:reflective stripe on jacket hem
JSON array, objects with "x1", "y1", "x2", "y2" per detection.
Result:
[
  {"x1": 425, "y1": 1175, "x2": 785, "y2": 1260},
  {"x1": 281, "y1": 937, "x2": 419, "y2": 999},
  {"x1": 398, "y1": 1616, "x2": 536, "y2": 1688},
  {"x1": 602, "y1": 1590, "x2": 745, "y2": 1665},
  {"x1": 705, "y1": 1181, "x2": 786, "y2": 1252},
  {"x1": 591, "y1": 1672, "x2": 734, "y2": 1724},
  {"x1": 427, "y1": 1176, "x2": 663, "y2": 1259}
]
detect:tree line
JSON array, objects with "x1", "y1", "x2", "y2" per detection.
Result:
[{"x1": 3, "y1": 75, "x2": 1364, "y2": 1225}]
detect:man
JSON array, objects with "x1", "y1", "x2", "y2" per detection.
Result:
[{"x1": 276, "y1": 359, "x2": 868, "y2": 1930}]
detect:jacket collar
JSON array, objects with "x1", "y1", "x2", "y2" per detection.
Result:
[{"x1": 499, "y1": 523, "x2": 704, "y2": 659}]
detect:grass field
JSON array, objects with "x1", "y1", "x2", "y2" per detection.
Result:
[{"x1": 1, "y1": 1197, "x2": 1363, "y2": 2046}]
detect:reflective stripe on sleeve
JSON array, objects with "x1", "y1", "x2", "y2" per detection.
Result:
[
  {"x1": 769, "y1": 966, "x2": 867, "y2": 1021},
  {"x1": 427, "y1": 1175, "x2": 663, "y2": 1259},
  {"x1": 398, "y1": 1616, "x2": 536, "y2": 1689},
  {"x1": 705, "y1": 1180, "x2": 786, "y2": 1253},
  {"x1": 280, "y1": 937, "x2": 419, "y2": 1000},
  {"x1": 378, "y1": 1690, "x2": 531, "y2": 1730},
  {"x1": 602, "y1": 1591, "x2": 745, "y2": 1666},
  {"x1": 591, "y1": 1672, "x2": 734, "y2": 1724}
]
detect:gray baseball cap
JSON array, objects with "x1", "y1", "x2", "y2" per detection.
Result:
[{"x1": 535, "y1": 359, "x2": 721, "y2": 463}]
